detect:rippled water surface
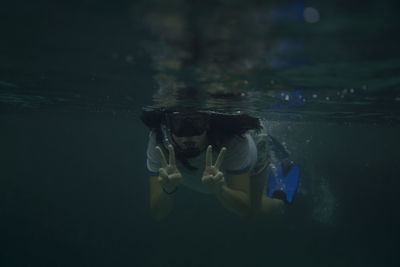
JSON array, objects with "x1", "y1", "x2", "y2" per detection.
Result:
[{"x1": 1, "y1": 0, "x2": 399, "y2": 123}]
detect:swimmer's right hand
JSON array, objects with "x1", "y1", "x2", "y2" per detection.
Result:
[{"x1": 155, "y1": 145, "x2": 182, "y2": 194}]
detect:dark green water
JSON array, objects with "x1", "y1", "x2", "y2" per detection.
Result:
[{"x1": 1, "y1": 0, "x2": 399, "y2": 266}]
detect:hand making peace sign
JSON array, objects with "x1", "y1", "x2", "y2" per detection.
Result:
[
  {"x1": 201, "y1": 145, "x2": 227, "y2": 195},
  {"x1": 155, "y1": 144, "x2": 182, "y2": 194}
]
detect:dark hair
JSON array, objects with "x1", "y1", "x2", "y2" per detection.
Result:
[
  {"x1": 141, "y1": 106, "x2": 260, "y2": 139},
  {"x1": 206, "y1": 112, "x2": 261, "y2": 150}
]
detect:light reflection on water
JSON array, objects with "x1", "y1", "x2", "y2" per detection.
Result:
[
  {"x1": 0, "y1": 0, "x2": 399, "y2": 126},
  {"x1": 1, "y1": 70, "x2": 398, "y2": 125}
]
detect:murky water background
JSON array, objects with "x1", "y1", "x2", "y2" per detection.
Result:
[{"x1": 1, "y1": 0, "x2": 399, "y2": 266}]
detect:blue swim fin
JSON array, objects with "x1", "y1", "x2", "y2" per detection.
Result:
[{"x1": 267, "y1": 162, "x2": 300, "y2": 204}]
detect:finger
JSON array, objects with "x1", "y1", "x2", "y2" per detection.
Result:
[
  {"x1": 159, "y1": 168, "x2": 169, "y2": 180},
  {"x1": 205, "y1": 145, "x2": 212, "y2": 168},
  {"x1": 168, "y1": 145, "x2": 176, "y2": 167},
  {"x1": 169, "y1": 173, "x2": 181, "y2": 185},
  {"x1": 212, "y1": 172, "x2": 224, "y2": 183},
  {"x1": 214, "y1": 147, "x2": 227, "y2": 170},
  {"x1": 202, "y1": 175, "x2": 212, "y2": 185},
  {"x1": 158, "y1": 172, "x2": 172, "y2": 187},
  {"x1": 205, "y1": 172, "x2": 223, "y2": 185},
  {"x1": 156, "y1": 146, "x2": 168, "y2": 168}
]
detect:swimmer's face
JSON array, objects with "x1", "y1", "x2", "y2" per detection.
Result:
[
  {"x1": 166, "y1": 111, "x2": 209, "y2": 152},
  {"x1": 172, "y1": 131, "x2": 208, "y2": 151}
]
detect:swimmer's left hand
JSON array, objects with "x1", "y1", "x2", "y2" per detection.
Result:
[{"x1": 201, "y1": 145, "x2": 227, "y2": 195}]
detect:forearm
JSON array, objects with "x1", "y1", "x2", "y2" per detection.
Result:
[
  {"x1": 150, "y1": 190, "x2": 175, "y2": 220},
  {"x1": 215, "y1": 185, "x2": 251, "y2": 217},
  {"x1": 149, "y1": 173, "x2": 176, "y2": 220}
]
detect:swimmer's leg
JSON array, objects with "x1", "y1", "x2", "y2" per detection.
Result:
[
  {"x1": 250, "y1": 166, "x2": 284, "y2": 218},
  {"x1": 260, "y1": 195, "x2": 284, "y2": 214}
]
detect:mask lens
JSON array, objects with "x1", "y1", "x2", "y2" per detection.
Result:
[{"x1": 168, "y1": 113, "x2": 208, "y2": 137}]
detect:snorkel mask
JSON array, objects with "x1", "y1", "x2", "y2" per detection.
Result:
[{"x1": 161, "y1": 111, "x2": 210, "y2": 158}]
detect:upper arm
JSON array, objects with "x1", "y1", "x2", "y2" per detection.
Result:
[{"x1": 225, "y1": 172, "x2": 251, "y2": 196}]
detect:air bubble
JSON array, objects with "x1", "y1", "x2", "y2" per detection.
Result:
[{"x1": 304, "y1": 7, "x2": 320, "y2": 23}]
